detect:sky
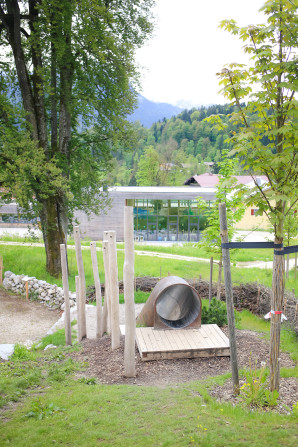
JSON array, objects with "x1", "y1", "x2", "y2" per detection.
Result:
[{"x1": 135, "y1": 0, "x2": 266, "y2": 108}]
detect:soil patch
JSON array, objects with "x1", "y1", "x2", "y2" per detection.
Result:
[
  {"x1": 71, "y1": 327, "x2": 297, "y2": 414},
  {"x1": 0, "y1": 288, "x2": 60, "y2": 344}
]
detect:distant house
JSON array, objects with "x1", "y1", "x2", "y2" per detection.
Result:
[
  {"x1": 184, "y1": 173, "x2": 270, "y2": 230},
  {"x1": 184, "y1": 173, "x2": 268, "y2": 188}
]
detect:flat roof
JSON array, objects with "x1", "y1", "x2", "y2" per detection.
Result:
[{"x1": 108, "y1": 186, "x2": 216, "y2": 200}]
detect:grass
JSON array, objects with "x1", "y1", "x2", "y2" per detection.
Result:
[
  {"x1": 0, "y1": 294, "x2": 297, "y2": 445},
  {"x1": 1, "y1": 243, "x2": 297, "y2": 295},
  {"x1": 1, "y1": 380, "x2": 297, "y2": 447},
  {"x1": 236, "y1": 309, "x2": 298, "y2": 362}
]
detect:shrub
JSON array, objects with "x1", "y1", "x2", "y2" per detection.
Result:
[{"x1": 201, "y1": 298, "x2": 228, "y2": 327}]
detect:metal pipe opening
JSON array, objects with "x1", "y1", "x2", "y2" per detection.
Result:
[{"x1": 155, "y1": 283, "x2": 201, "y2": 329}]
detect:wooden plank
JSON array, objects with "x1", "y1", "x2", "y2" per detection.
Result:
[
  {"x1": 208, "y1": 324, "x2": 229, "y2": 347},
  {"x1": 186, "y1": 329, "x2": 205, "y2": 349},
  {"x1": 200, "y1": 325, "x2": 222, "y2": 348},
  {"x1": 174, "y1": 329, "x2": 191, "y2": 350},
  {"x1": 212, "y1": 324, "x2": 230, "y2": 346},
  {"x1": 136, "y1": 328, "x2": 148, "y2": 354},
  {"x1": 153, "y1": 329, "x2": 172, "y2": 352},
  {"x1": 135, "y1": 325, "x2": 230, "y2": 361},
  {"x1": 198, "y1": 326, "x2": 214, "y2": 349}
]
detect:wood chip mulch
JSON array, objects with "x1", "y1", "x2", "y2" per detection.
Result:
[{"x1": 69, "y1": 327, "x2": 297, "y2": 415}]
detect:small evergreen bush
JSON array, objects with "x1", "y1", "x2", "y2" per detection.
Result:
[{"x1": 201, "y1": 298, "x2": 228, "y2": 327}]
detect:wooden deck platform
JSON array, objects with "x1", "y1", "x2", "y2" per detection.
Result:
[{"x1": 135, "y1": 324, "x2": 230, "y2": 361}]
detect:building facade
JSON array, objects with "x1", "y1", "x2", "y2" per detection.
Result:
[{"x1": 74, "y1": 186, "x2": 216, "y2": 241}]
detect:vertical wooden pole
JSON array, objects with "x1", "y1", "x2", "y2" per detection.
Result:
[
  {"x1": 0, "y1": 257, "x2": 3, "y2": 285},
  {"x1": 286, "y1": 254, "x2": 290, "y2": 279},
  {"x1": 209, "y1": 257, "x2": 213, "y2": 306},
  {"x1": 270, "y1": 238, "x2": 284, "y2": 392},
  {"x1": 90, "y1": 242, "x2": 102, "y2": 339},
  {"x1": 107, "y1": 231, "x2": 120, "y2": 350},
  {"x1": 75, "y1": 276, "x2": 82, "y2": 341},
  {"x1": 60, "y1": 244, "x2": 72, "y2": 345},
  {"x1": 124, "y1": 206, "x2": 136, "y2": 377},
  {"x1": 73, "y1": 226, "x2": 86, "y2": 340},
  {"x1": 219, "y1": 203, "x2": 239, "y2": 394},
  {"x1": 102, "y1": 239, "x2": 111, "y2": 334},
  {"x1": 216, "y1": 256, "x2": 222, "y2": 300}
]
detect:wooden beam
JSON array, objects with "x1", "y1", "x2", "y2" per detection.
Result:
[
  {"x1": 219, "y1": 202, "x2": 239, "y2": 394},
  {"x1": 90, "y1": 242, "x2": 102, "y2": 339},
  {"x1": 60, "y1": 244, "x2": 72, "y2": 345},
  {"x1": 106, "y1": 231, "x2": 120, "y2": 350},
  {"x1": 102, "y1": 239, "x2": 111, "y2": 335},
  {"x1": 124, "y1": 206, "x2": 136, "y2": 377},
  {"x1": 209, "y1": 257, "x2": 213, "y2": 306},
  {"x1": 73, "y1": 226, "x2": 86, "y2": 340}
]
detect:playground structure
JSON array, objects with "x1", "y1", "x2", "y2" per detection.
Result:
[
  {"x1": 60, "y1": 205, "x2": 230, "y2": 377},
  {"x1": 136, "y1": 276, "x2": 201, "y2": 329}
]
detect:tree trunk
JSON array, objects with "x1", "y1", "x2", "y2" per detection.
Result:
[
  {"x1": 40, "y1": 196, "x2": 67, "y2": 277},
  {"x1": 216, "y1": 256, "x2": 222, "y2": 300},
  {"x1": 270, "y1": 236, "x2": 284, "y2": 392}
]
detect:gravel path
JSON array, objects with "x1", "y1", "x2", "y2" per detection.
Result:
[{"x1": 0, "y1": 288, "x2": 60, "y2": 344}]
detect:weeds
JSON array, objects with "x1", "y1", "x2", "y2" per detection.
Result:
[
  {"x1": 239, "y1": 360, "x2": 279, "y2": 408},
  {"x1": 25, "y1": 399, "x2": 65, "y2": 420}
]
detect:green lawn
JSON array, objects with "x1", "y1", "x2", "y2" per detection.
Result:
[
  {"x1": 0, "y1": 243, "x2": 297, "y2": 295},
  {"x1": 0, "y1": 316, "x2": 297, "y2": 447},
  {"x1": 0, "y1": 241, "x2": 297, "y2": 446}
]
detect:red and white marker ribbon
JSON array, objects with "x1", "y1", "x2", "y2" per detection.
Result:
[{"x1": 264, "y1": 311, "x2": 287, "y2": 322}]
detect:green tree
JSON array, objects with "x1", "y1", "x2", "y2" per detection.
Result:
[
  {"x1": 135, "y1": 146, "x2": 160, "y2": 186},
  {"x1": 214, "y1": 0, "x2": 297, "y2": 391},
  {"x1": 197, "y1": 151, "x2": 245, "y2": 299},
  {"x1": 0, "y1": 0, "x2": 154, "y2": 276}
]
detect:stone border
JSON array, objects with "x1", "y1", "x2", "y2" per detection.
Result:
[{"x1": 3, "y1": 271, "x2": 76, "y2": 310}]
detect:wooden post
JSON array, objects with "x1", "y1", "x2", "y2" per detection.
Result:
[
  {"x1": 219, "y1": 203, "x2": 239, "y2": 395},
  {"x1": 102, "y1": 239, "x2": 111, "y2": 334},
  {"x1": 25, "y1": 281, "x2": 29, "y2": 300},
  {"x1": 216, "y1": 256, "x2": 222, "y2": 300},
  {"x1": 0, "y1": 257, "x2": 3, "y2": 285},
  {"x1": 75, "y1": 276, "x2": 82, "y2": 342},
  {"x1": 73, "y1": 226, "x2": 86, "y2": 340},
  {"x1": 270, "y1": 237, "x2": 284, "y2": 392},
  {"x1": 209, "y1": 257, "x2": 213, "y2": 306},
  {"x1": 90, "y1": 242, "x2": 102, "y2": 339},
  {"x1": 107, "y1": 231, "x2": 120, "y2": 350},
  {"x1": 60, "y1": 244, "x2": 72, "y2": 345},
  {"x1": 124, "y1": 206, "x2": 136, "y2": 377},
  {"x1": 283, "y1": 298, "x2": 287, "y2": 316},
  {"x1": 286, "y1": 254, "x2": 290, "y2": 279}
]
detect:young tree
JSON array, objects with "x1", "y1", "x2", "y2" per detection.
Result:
[
  {"x1": 214, "y1": 0, "x2": 297, "y2": 390},
  {"x1": 0, "y1": 0, "x2": 154, "y2": 276},
  {"x1": 135, "y1": 146, "x2": 160, "y2": 186},
  {"x1": 197, "y1": 151, "x2": 245, "y2": 299}
]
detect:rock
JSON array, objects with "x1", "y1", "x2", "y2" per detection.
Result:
[
  {"x1": 4, "y1": 271, "x2": 13, "y2": 278},
  {"x1": 44, "y1": 344, "x2": 57, "y2": 351},
  {"x1": 0, "y1": 344, "x2": 15, "y2": 360}
]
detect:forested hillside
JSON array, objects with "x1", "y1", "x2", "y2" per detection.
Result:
[{"x1": 109, "y1": 104, "x2": 244, "y2": 186}]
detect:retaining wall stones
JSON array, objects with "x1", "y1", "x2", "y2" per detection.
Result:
[{"x1": 3, "y1": 271, "x2": 76, "y2": 310}]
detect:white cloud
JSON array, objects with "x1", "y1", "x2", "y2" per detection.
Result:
[{"x1": 136, "y1": 0, "x2": 265, "y2": 107}]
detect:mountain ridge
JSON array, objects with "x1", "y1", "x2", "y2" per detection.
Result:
[{"x1": 128, "y1": 94, "x2": 183, "y2": 127}]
